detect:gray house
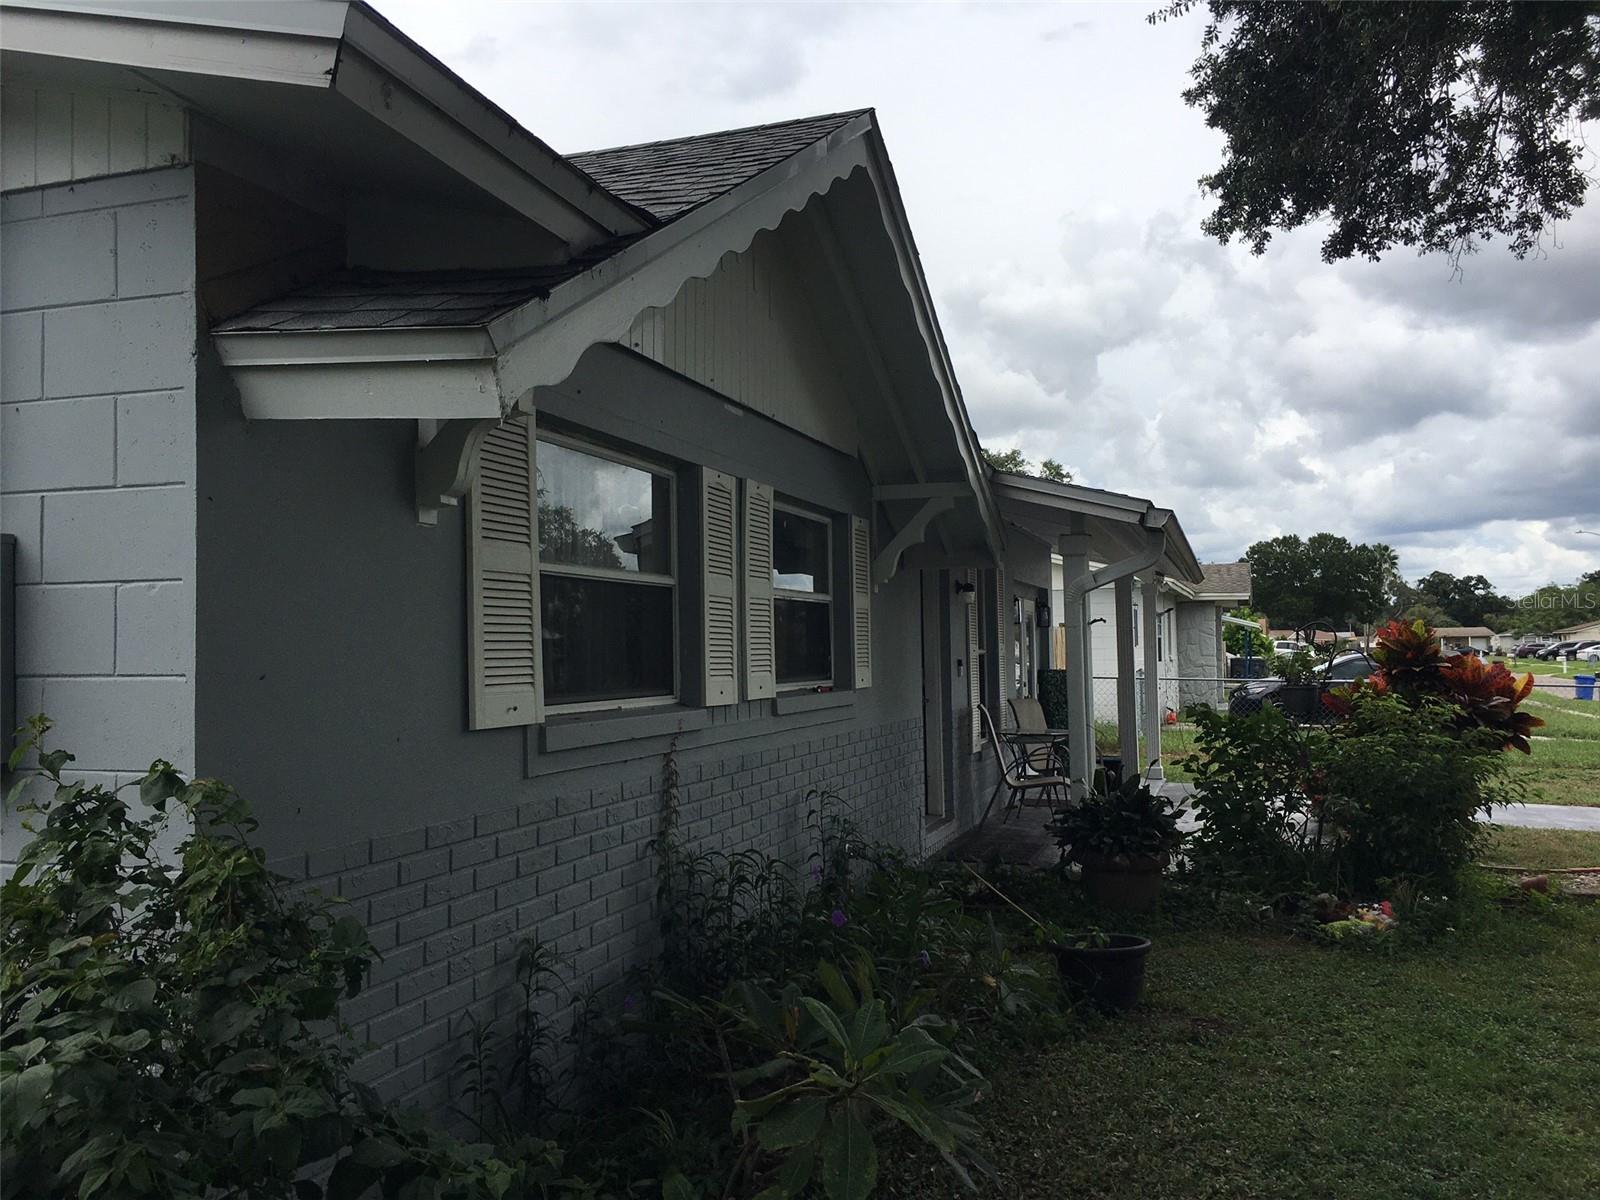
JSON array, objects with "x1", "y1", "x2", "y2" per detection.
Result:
[{"x1": 0, "y1": 0, "x2": 1202, "y2": 1111}]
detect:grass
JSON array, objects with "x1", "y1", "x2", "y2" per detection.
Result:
[
  {"x1": 1514, "y1": 689, "x2": 1600, "y2": 807},
  {"x1": 1502, "y1": 655, "x2": 1600, "y2": 678},
  {"x1": 882, "y1": 882, "x2": 1600, "y2": 1200},
  {"x1": 1483, "y1": 826, "x2": 1600, "y2": 872}
]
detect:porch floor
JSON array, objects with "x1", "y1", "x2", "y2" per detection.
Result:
[{"x1": 940, "y1": 782, "x2": 1197, "y2": 869}]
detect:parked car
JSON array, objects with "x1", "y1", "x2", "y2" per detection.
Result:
[
  {"x1": 1570, "y1": 640, "x2": 1600, "y2": 664},
  {"x1": 1270, "y1": 639, "x2": 1299, "y2": 656},
  {"x1": 1536, "y1": 641, "x2": 1582, "y2": 660},
  {"x1": 1228, "y1": 651, "x2": 1376, "y2": 721},
  {"x1": 1511, "y1": 642, "x2": 1548, "y2": 658}
]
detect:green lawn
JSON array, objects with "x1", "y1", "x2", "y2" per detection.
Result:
[
  {"x1": 883, "y1": 886, "x2": 1600, "y2": 1200},
  {"x1": 1502, "y1": 655, "x2": 1600, "y2": 679},
  {"x1": 1516, "y1": 689, "x2": 1600, "y2": 807},
  {"x1": 1483, "y1": 826, "x2": 1600, "y2": 871}
]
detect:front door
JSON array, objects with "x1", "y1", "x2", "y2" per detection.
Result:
[{"x1": 1016, "y1": 598, "x2": 1037, "y2": 698}]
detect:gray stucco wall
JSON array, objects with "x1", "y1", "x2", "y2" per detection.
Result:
[
  {"x1": 196, "y1": 344, "x2": 938, "y2": 1110},
  {"x1": 1, "y1": 167, "x2": 198, "y2": 870}
]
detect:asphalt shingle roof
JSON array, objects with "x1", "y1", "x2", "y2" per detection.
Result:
[
  {"x1": 1198, "y1": 560, "x2": 1252, "y2": 596},
  {"x1": 569, "y1": 110, "x2": 869, "y2": 222},
  {"x1": 215, "y1": 111, "x2": 865, "y2": 334}
]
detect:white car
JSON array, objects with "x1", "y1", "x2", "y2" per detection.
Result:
[
  {"x1": 1270, "y1": 639, "x2": 1299, "y2": 656},
  {"x1": 1571, "y1": 640, "x2": 1600, "y2": 664}
]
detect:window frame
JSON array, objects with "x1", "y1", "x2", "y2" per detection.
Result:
[
  {"x1": 535, "y1": 430, "x2": 680, "y2": 714},
  {"x1": 771, "y1": 499, "x2": 835, "y2": 690}
]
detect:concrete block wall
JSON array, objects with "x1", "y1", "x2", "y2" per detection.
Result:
[
  {"x1": 274, "y1": 717, "x2": 923, "y2": 1112},
  {"x1": 0, "y1": 167, "x2": 198, "y2": 867}
]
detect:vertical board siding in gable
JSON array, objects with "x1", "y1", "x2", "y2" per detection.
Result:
[
  {"x1": 621, "y1": 230, "x2": 858, "y2": 455},
  {"x1": 0, "y1": 86, "x2": 189, "y2": 192}
]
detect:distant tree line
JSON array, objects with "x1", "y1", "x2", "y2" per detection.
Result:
[{"x1": 1245, "y1": 532, "x2": 1599, "y2": 637}]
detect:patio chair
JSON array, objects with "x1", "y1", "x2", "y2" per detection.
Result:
[
  {"x1": 1008, "y1": 696, "x2": 1066, "y2": 775},
  {"x1": 978, "y1": 703, "x2": 1067, "y2": 827}
]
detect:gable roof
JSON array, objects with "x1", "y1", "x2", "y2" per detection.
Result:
[
  {"x1": 1196, "y1": 560, "x2": 1251, "y2": 599},
  {"x1": 569, "y1": 111, "x2": 870, "y2": 222}
]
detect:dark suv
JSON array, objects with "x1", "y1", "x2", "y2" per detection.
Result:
[{"x1": 1228, "y1": 651, "x2": 1377, "y2": 721}]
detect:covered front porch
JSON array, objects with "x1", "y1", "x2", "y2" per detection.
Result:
[{"x1": 992, "y1": 473, "x2": 1205, "y2": 802}]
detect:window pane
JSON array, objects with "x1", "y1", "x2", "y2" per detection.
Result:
[
  {"x1": 776, "y1": 598, "x2": 832, "y2": 683},
  {"x1": 541, "y1": 575, "x2": 674, "y2": 704},
  {"x1": 537, "y1": 440, "x2": 672, "y2": 575},
  {"x1": 772, "y1": 509, "x2": 829, "y2": 594}
]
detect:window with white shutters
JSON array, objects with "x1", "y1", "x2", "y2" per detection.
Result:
[
  {"x1": 702, "y1": 467, "x2": 739, "y2": 706},
  {"x1": 743, "y1": 481, "x2": 776, "y2": 700},
  {"x1": 468, "y1": 415, "x2": 541, "y2": 730},
  {"x1": 850, "y1": 515, "x2": 872, "y2": 689}
]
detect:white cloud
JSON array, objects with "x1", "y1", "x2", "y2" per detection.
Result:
[{"x1": 374, "y1": 0, "x2": 1600, "y2": 596}]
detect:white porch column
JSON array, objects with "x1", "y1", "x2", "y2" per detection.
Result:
[
  {"x1": 1141, "y1": 571, "x2": 1163, "y2": 781},
  {"x1": 1115, "y1": 575, "x2": 1138, "y2": 774},
  {"x1": 1059, "y1": 515, "x2": 1093, "y2": 801}
]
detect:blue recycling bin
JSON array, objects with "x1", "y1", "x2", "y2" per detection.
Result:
[{"x1": 1576, "y1": 674, "x2": 1596, "y2": 702}]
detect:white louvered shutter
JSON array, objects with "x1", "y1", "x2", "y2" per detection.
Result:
[
  {"x1": 468, "y1": 414, "x2": 541, "y2": 729},
  {"x1": 743, "y1": 481, "x2": 776, "y2": 700},
  {"x1": 994, "y1": 565, "x2": 1009, "y2": 731},
  {"x1": 701, "y1": 467, "x2": 739, "y2": 706},
  {"x1": 967, "y1": 567, "x2": 982, "y2": 751},
  {"x1": 850, "y1": 515, "x2": 872, "y2": 689}
]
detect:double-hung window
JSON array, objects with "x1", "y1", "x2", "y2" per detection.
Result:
[
  {"x1": 536, "y1": 435, "x2": 676, "y2": 708},
  {"x1": 771, "y1": 504, "x2": 833, "y2": 687}
]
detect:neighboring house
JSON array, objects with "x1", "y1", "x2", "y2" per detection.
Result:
[
  {"x1": 1434, "y1": 626, "x2": 1495, "y2": 652},
  {"x1": 1070, "y1": 558, "x2": 1250, "y2": 721},
  {"x1": 0, "y1": 0, "x2": 1203, "y2": 1113},
  {"x1": 1553, "y1": 617, "x2": 1600, "y2": 642}
]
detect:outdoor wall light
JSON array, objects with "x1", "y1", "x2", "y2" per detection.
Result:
[{"x1": 954, "y1": 580, "x2": 977, "y2": 604}]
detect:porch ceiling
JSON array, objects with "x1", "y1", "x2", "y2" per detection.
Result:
[{"x1": 991, "y1": 473, "x2": 1204, "y2": 585}]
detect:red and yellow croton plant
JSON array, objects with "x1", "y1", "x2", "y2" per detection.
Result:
[{"x1": 1331, "y1": 619, "x2": 1544, "y2": 753}]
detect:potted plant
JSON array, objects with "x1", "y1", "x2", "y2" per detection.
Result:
[
  {"x1": 1047, "y1": 774, "x2": 1186, "y2": 911},
  {"x1": 1273, "y1": 646, "x2": 1323, "y2": 722},
  {"x1": 1047, "y1": 927, "x2": 1152, "y2": 1013}
]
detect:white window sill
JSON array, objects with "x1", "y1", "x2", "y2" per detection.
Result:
[{"x1": 540, "y1": 704, "x2": 711, "y2": 752}]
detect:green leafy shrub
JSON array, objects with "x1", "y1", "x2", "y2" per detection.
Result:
[
  {"x1": 1180, "y1": 704, "x2": 1322, "y2": 891},
  {"x1": 0, "y1": 721, "x2": 581, "y2": 1200},
  {"x1": 1316, "y1": 692, "x2": 1521, "y2": 893},
  {"x1": 1047, "y1": 774, "x2": 1186, "y2": 864}
]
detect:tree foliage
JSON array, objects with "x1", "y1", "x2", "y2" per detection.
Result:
[
  {"x1": 1393, "y1": 570, "x2": 1512, "y2": 629},
  {"x1": 1159, "y1": 1, "x2": 1600, "y2": 262},
  {"x1": 1222, "y1": 605, "x2": 1272, "y2": 658},
  {"x1": 980, "y1": 448, "x2": 1072, "y2": 483},
  {"x1": 1246, "y1": 533, "x2": 1399, "y2": 629}
]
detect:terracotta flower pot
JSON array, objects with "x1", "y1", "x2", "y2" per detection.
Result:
[{"x1": 1074, "y1": 851, "x2": 1168, "y2": 911}]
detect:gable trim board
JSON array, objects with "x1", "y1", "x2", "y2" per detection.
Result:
[{"x1": 0, "y1": 0, "x2": 648, "y2": 245}]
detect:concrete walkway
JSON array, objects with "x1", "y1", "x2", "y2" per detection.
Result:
[{"x1": 1485, "y1": 804, "x2": 1600, "y2": 832}]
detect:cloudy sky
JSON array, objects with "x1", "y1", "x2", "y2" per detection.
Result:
[{"x1": 379, "y1": 0, "x2": 1599, "y2": 598}]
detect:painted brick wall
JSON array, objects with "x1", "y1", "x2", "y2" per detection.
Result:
[
  {"x1": 0, "y1": 167, "x2": 198, "y2": 868},
  {"x1": 273, "y1": 717, "x2": 923, "y2": 1112}
]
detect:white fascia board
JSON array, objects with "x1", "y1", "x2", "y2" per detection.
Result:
[
  {"x1": 213, "y1": 326, "x2": 500, "y2": 419},
  {"x1": 0, "y1": 2, "x2": 342, "y2": 87},
  {"x1": 855, "y1": 127, "x2": 1005, "y2": 561},
  {"x1": 488, "y1": 115, "x2": 877, "y2": 403},
  {"x1": 340, "y1": 4, "x2": 649, "y2": 243}
]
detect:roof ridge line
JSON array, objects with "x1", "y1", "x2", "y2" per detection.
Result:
[{"x1": 568, "y1": 108, "x2": 872, "y2": 160}]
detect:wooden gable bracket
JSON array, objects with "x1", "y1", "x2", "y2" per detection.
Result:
[
  {"x1": 415, "y1": 417, "x2": 501, "y2": 526},
  {"x1": 871, "y1": 495, "x2": 954, "y2": 588}
]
